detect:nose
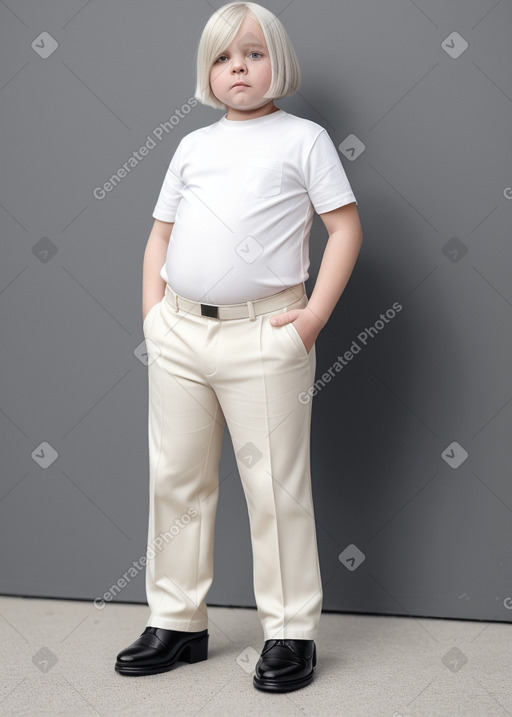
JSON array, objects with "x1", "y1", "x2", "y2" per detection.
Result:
[{"x1": 230, "y1": 55, "x2": 247, "y2": 73}]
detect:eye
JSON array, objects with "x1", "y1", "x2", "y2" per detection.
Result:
[{"x1": 214, "y1": 51, "x2": 263, "y2": 63}]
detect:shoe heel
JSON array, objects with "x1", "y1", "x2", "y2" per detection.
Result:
[
  {"x1": 181, "y1": 634, "x2": 208, "y2": 663},
  {"x1": 313, "y1": 644, "x2": 317, "y2": 668}
]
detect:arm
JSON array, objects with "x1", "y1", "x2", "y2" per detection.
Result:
[
  {"x1": 270, "y1": 202, "x2": 363, "y2": 352},
  {"x1": 307, "y1": 201, "x2": 363, "y2": 327},
  {"x1": 142, "y1": 218, "x2": 174, "y2": 322}
]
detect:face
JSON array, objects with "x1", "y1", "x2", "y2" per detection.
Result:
[{"x1": 209, "y1": 14, "x2": 276, "y2": 118}]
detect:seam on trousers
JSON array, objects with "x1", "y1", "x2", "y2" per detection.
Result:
[
  {"x1": 189, "y1": 386, "x2": 222, "y2": 629},
  {"x1": 303, "y1": 347, "x2": 322, "y2": 599},
  {"x1": 306, "y1": 399, "x2": 323, "y2": 606},
  {"x1": 258, "y1": 312, "x2": 285, "y2": 637},
  {"x1": 149, "y1": 322, "x2": 166, "y2": 623}
]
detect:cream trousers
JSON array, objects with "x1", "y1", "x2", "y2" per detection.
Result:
[{"x1": 142, "y1": 281, "x2": 323, "y2": 640}]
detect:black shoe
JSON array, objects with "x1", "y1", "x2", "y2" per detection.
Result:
[
  {"x1": 115, "y1": 626, "x2": 208, "y2": 676},
  {"x1": 253, "y1": 639, "x2": 316, "y2": 692}
]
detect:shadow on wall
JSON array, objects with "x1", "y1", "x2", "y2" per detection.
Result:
[{"x1": 309, "y1": 198, "x2": 472, "y2": 620}]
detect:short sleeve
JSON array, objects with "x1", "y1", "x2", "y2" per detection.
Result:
[
  {"x1": 304, "y1": 129, "x2": 357, "y2": 214},
  {"x1": 152, "y1": 140, "x2": 184, "y2": 222}
]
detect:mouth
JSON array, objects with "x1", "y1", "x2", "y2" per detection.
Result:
[{"x1": 232, "y1": 82, "x2": 249, "y2": 88}]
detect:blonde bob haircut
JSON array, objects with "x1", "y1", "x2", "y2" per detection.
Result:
[{"x1": 194, "y1": 2, "x2": 301, "y2": 110}]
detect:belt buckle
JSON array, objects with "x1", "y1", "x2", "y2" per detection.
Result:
[{"x1": 200, "y1": 303, "x2": 218, "y2": 318}]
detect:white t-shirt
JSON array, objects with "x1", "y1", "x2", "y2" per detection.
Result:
[{"x1": 152, "y1": 108, "x2": 357, "y2": 304}]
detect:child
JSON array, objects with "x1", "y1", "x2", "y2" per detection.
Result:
[{"x1": 115, "y1": 1, "x2": 362, "y2": 693}]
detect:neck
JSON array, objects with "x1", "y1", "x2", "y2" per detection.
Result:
[{"x1": 225, "y1": 102, "x2": 279, "y2": 122}]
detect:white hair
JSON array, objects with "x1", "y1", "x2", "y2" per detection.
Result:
[{"x1": 194, "y1": 2, "x2": 301, "y2": 110}]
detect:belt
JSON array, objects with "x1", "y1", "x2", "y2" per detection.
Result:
[{"x1": 164, "y1": 282, "x2": 306, "y2": 321}]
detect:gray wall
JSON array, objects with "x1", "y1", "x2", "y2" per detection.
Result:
[{"x1": 1, "y1": 0, "x2": 511, "y2": 625}]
